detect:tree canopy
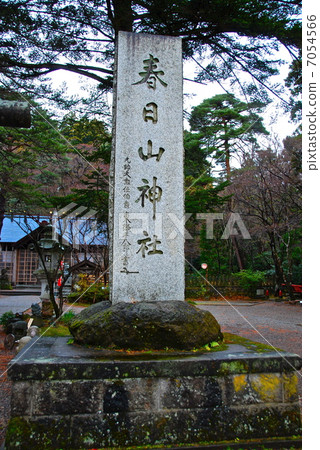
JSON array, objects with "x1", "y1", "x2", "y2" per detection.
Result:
[
  {"x1": 0, "y1": 0, "x2": 301, "y2": 109},
  {"x1": 189, "y1": 94, "x2": 268, "y2": 178},
  {"x1": 231, "y1": 138, "x2": 301, "y2": 288},
  {"x1": 0, "y1": 99, "x2": 69, "y2": 236}
]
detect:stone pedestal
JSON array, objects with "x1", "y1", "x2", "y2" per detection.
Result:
[{"x1": 6, "y1": 337, "x2": 301, "y2": 449}]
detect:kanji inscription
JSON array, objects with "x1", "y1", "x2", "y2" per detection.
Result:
[
  {"x1": 136, "y1": 231, "x2": 163, "y2": 258},
  {"x1": 110, "y1": 31, "x2": 184, "y2": 303},
  {"x1": 132, "y1": 54, "x2": 167, "y2": 90},
  {"x1": 138, "y1": 140, "x2": 164, "y2": 161},
  {"x1": 143, "y1": 103, "x2": 158, "y2": 123},
  {"x1": 136, "y1": 177, "x2": 162, "y2": 220}
]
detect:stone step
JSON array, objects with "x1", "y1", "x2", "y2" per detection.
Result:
[{"x1": 0, "y1": 289, "x2": 41, "y2": 296}]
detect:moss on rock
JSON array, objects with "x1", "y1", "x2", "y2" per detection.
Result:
[
  {"x1": 69, "y1": 300, "x2": 222, "y2": 350},
  {"x1": 5, "y1": 417, "x2": 72, "y2": 449}
]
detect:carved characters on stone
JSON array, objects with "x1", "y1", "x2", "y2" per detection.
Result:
[
  {"x1": 120, "y1": 53, "x2": 170, "y2": 272},
  {"x1": 136, "y1": 231, "x2": 163, "y2": 258},
  {"x1": 135, "y1": 177, "x2": 162, "y2": 220},
  {"x1": 133, "y1": 55, "x2": 167, "y2": 90},
  {"x1": 138, "y1": 140, "x2": 165, "y2": 162},
  {"x1": 143, "y1": 102, "x2": 158, "y2": 123}
]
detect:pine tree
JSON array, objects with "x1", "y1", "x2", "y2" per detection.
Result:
[{"x1": 0, "y1": 0, "x2": 301, "y2": 108}]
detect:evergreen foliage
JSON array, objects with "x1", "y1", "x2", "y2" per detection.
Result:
[
  {"x1": 0, "y1": 0, "x2": 301, "y2": 109},
  {"x1": 0, "y1": 97, "x2": 69, "y2": 235}
]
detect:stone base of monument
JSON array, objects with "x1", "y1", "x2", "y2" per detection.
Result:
[
  {"x1": 68, "y1": 301, "x2": 223, "y2": 350},
  {"x1": 5, "y1": 336, "x2": 301, "y2": 449}
]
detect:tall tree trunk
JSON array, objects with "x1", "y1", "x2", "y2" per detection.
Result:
[
  {"x1": 224, "y1": 133, "x2": 245, "y2": 271},
  {"x1": 268, "y1": 231, "x2": 286, "y2": 290},
  {"x1": 231, "y1": 235, "x2": 244, "y2": 270},
  {"x1": 0, "y1": 190, "x2": 6, "y2": 238},
  {"x1": 112, "y1": 0, "x2": 133, "y2": 33},
  {"x1": 215, "y1": 241, "x2": 221, "y2": 275},
  {"x1": 225, "y1": 145, "x2": 231, "y2": 180},
  {"x1": 285, "y1": 237, "x2": 295, "y2": 301},
  {"x1": 48, "y1": 279, "x2": 60, "y2": 318}
]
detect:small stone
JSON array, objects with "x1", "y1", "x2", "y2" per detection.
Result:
[
  {"x1": 42, "y1": 299, "x2": 54, "y2": 318},
  {"x1": 27, "y1": 326, "x2": 40, "y2": 338},
  {"x1": 16, "y1": 336, "x2": 32, "y2": 353},
  {"x1": 31, "y1": 303, "x2": 42, "y2": 317},
  {"x1": 11, "y1": 320, "x2": 28, "y2": 340}
]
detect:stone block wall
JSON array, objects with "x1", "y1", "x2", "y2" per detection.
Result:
[{"x1": 5, "y1": 337, "x2": 301, "y2": 449}]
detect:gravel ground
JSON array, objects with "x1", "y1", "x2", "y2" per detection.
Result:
[
  {"x1": 196, "y1": 300, "x2": 302, "y2": 356},
  {"x1": 0, "y1": 295, "x2": 41, "y2": 316}
]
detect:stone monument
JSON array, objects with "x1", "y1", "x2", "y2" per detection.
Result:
[
  {"x1": 69, "y1": 31, "x2": 222, "y2": 349},
  {"x1": 109, "y1": 32, "x2": 185, "y2": 303}
]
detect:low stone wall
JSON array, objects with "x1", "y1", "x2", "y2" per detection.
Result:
[{"x1": 5, "y1": 337, "x2": 301, "y2": 449}]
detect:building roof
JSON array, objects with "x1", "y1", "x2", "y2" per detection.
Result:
[
  {"x1": 1, "y1": 215, "x2": 107, "y2": 246},
  {"x1": 0, "y1": 216, "x2": 47, "y2": 243}
]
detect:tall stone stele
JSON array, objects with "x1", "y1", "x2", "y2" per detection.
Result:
[
  {"x1": 69, "y1": 32, "x2": 222, "y2": 349},
  {"x1": 109, "y1": 31, "x2": 185, "y2": 303}
]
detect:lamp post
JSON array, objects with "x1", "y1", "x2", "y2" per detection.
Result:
[
  {"x1": 201, "y1": 263, "x2": 209, "y2": 299},
  {"x1": 201, "y1": 263, "x2": 208, "y2": 282},
  {"x1": 32, "y1": 225, "x2": 67, "y2": 319}
]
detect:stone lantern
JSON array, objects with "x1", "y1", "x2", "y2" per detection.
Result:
[{"x1": 32, "y1": 225, "x2": 67, "y2": 318}]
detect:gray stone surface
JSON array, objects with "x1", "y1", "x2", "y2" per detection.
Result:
[
  {"x1": 70, "y1": 300, "x2": 111, "y2": 321},
  {"x1": 7, "y1": 337, "x2": 302, "y2": 381},
  {"x1": 109, "y1": 32, "x2": 184, "y2": 303},
  {"x1": 0, "y1": 294, "x2": 40, "y2": 315},
  {"x1": 6, "y1": 337, "x2": 301, "y2": 449},
  {"x1": 69, "y1": 300, "x2": 222, "y2": 350}
]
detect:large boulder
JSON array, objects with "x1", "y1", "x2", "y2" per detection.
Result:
[
  {"x1": 73, "y1": 300, "x2": 112, "y2": 321},
  {"x1": 69, "y1": 300, "x2": 222, "y2": 350}
]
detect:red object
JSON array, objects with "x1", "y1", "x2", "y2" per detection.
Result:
[
  {"x1": 279, "y1": 289, "x2": 282, "y2": 298},
  {"x1": 57, "y1": 276, "x2": 62, "y2": 287},
  {"x1": 265, "y1": 289, "x2": 269, "y2": 297},
  {"x1": 281, "y1": 284, "x2": 302, "y2": 294},
  {"x1": 291, "y1": 284, "x2": 302, "y2": 294}
]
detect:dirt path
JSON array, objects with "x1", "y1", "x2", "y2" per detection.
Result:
[{"x1": 196, "y1": 300, "x2": 302, "y2": 356}]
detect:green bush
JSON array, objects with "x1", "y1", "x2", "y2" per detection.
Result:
[
  {"x1": 0, "y1": 310, "x2": 15, "y2": 329},
  {"x1": 0, "y1": 268, "x2": 12, "y2": 289},
  {"x1": 59, "y1": 310, "x2": 76, "y2": 324},
  {"x1": 67, "y1": 284, "x2": 109, "y2": 304},
  {"x1": 0, "y1": 282, "x2": 12, "y2": 289},
  {"x1": 232, "y1": 269, "x2": 266, "y2": 297}
]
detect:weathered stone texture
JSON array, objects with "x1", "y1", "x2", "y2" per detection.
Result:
[
  {"x1": 5, "y1": 337, "x2": 301, "y2": 449},
  {"x1": 10, "y1": 382, "x2": 33, "y2": 416},
  {"x1": 225, "y1": 373, "x2": 286, "y2": 405},
  {"x1": 69, "y1": 300, "x2": 222, "y2": 350},
  {"x1": 110, "y1": 32, "x2": 185, "y2": 304}
]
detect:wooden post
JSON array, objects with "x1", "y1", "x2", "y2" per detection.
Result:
[{"x1": 0, "y1": 99, "x2": 31, "y2": 128}]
